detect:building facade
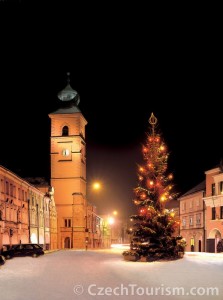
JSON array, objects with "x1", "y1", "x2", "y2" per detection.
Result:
[
  {"x1": 0, "y1": 165, "x2": 57, "y2": 251},
  {"x1": 28, "y1": 181, "x2": 58, "y2": 250},
  {"x1": 203, "y1": 166, "x2": 223, "y2": 252},
  {"x1": 49, "y1": 75, "x2": 101, "y2": 249},
  {"x1": 178, "y1": 181, "x2": 206, "y2": 252}
]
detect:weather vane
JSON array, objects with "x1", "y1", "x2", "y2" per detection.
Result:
[{"x1": 67, "y1": 72, "x2": 70, "y2": 84}]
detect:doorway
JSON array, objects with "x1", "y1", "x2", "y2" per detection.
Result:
[
  {"x1": 198, "y1": 240, "x2": 202, "y2": 252},
  {"x1": 64, "y1": 237, "x2": 71, "y2": 248}
]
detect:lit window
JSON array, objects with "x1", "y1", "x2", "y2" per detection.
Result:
[
  {"x1": 196, "y1": 214, "x2": 201, "y2": 224},
  {"x1": 189, "y1": 216, "x2": 193, "y2": 225},
  {"x1": 212, "y1": 183, "x2": 215, "y2": 196}
]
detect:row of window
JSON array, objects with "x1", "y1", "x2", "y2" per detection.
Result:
[
  {"x1": 182, "y1": 214, "x2": 201, "y2": 227},
  {"x1": 211, "y1": 206, "x2": 223, "y2": 220},
  {"x1": 1, "y1": 207, "x2": 28, "y2": 224},
  {"x1": 1, "y1": 205, "x2": 53, "y2": 226},
  {"x1": 0, "y1": 181, "x2": 46, "y2": 210},
  {"x1": 0, "y1": 179, "x2": 28, "y2": 200},
  {"x1": 181, "y1": 199, "x2": 201, "y2": 211},
  {"x1": 182, "y1": 206, "x2": 223, "y2": 227},
  {"x1": 30, "y1": 200, "x2": 49, "y2": 211},
  {"x1": 64, "y1": 216, "x2": 102, "y2": 232}
]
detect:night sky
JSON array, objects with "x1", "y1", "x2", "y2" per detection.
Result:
[{"x1": 0, "y1": 4, "x2": 222, "y2": 218}]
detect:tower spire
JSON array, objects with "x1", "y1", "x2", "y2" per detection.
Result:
[
  {"x1": 67, "y1": 72, "x2": 70, "y2": 84},
  {"x1": 57, "y1": 72, "x2": 80, "y2": 105}
]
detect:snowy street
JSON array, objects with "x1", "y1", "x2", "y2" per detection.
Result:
[{"x1": 0, "y1": 248, "x2": 222, "y2": 300}]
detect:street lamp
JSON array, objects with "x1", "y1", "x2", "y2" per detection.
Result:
[
  {"x1": 92, "y1": 182, "x2": 101, "y2": 191},
  {"x1": 108, "y1": 216, "x2": 115, "y2": 246}
]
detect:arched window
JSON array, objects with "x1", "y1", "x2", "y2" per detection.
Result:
[{"x1": 62, "y1": 126, "x2": 69, "y2": 136}]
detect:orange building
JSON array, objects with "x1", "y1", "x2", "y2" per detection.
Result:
[
  {"x1": 26, "y1": 178, "x2": 58, "y2": 250},
  {"x1": 0, "y1": 166, "x2": 57, "y2": 251},
  {"x1": 178, "y1": 161, "x2": 223, "y2": 253},
  {"x1": 49, "y1": 74, "x2": 101, "y2": 249},
  {"x1": 178, "y1": 181, "x2": 206, "y2": 252},
  {"x1": 203, "y1": 165, "x2": 223, "y2": 252}
]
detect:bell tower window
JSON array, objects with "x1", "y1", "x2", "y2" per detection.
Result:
[{"x1": 62, "y1": 126, "x2": 69, "y2": 136}]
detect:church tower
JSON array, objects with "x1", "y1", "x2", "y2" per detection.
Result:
[{"x1": 49, "y1": 73, "x2": 87, "y2": 249}]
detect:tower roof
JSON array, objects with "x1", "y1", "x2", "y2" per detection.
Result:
[
  {"x1": 57, "y1": 72, "x2": 80, "y2": 105},
  {"x1": 50, "y1": 105, "x2": 81, "y2": 115}
]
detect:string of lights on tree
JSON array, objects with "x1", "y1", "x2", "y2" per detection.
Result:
[
  {"x1": 123, "y1": 113, "x2": 185, "y2": 262},
  {"x1": 134, "y1": 112, "x2": 177, "y2": 214}
]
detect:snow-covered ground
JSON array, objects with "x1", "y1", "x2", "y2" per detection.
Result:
[{"x1": 0, "y1": 249, "x2": 222, "y2": 300}]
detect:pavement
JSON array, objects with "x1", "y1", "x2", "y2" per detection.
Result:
[
  {"x1": 44, "y1": 249, "x2": 60, "y2": 254},
  {"x1": 43, "y1": 248, "x2": 223, "y2": 258},
  {"x1": 185, "y1": 251, "x2": 223, "y2": 257}
]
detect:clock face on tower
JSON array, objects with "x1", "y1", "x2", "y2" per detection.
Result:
[{"x1": 62, "y1": 149, "x2": 70, "y2": 156}]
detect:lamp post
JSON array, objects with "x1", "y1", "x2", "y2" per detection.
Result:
[
  {"x1": 108, "y1": 216, "x2": 115, "y2": 246},
  {"x1": 47, "y1": 186, "x2": 54, "y2": 250},
  {"x1": 88, "y1": 181, "x2": 102, "y2": 248}
]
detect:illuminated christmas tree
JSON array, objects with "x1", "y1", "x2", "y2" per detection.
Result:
[{"x1": 123, "y1": 113, "x2": 185, "y2": 262}]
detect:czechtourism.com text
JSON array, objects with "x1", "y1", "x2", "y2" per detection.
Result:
[{"x1": 73, "y1": 283, "x2": 219, "y2": 296}]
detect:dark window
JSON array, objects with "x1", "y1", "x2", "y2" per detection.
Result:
[
  {"x1": 220, "y1": 206, "x2": 223, "y2": 219},
  {"x1": 62, "y1": 126, "x2": 69, "y2": 136},
  {"x1": 10, "y1": 184, "x2": 13, "y2": 197},
  {"x1": 220, "y1": 182, "x2": 223, "y2": 194},
  {"x1": 65, "y1": 218, "x2": 71, "y2": 227},
  {"x1": 212, "y1": 207, "x2": 216, "y2": 220},
  {"x1": 211, "y1": 183, "x2": 215, "y2": 196},
  {"x1": 6, "y1": 182, "x2": 9, "y2": 195}
]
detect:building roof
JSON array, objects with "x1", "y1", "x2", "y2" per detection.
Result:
[
  {"x1": 179, "y1": 180, "x2": 206, "y2": 198},
  {"x1": 57, "y1": 73, "x2": 79, "y2": 102},
  {"x1": 57, "y1": 83, "x2": 78, "y2": 102},
  {"x1": 50, "y1": 73, "x2": 81, "y2": 115},
  {"x1": 49, "y1": 105, "x2": 81, "y2": 115},
  {"x1": 0, "y1": 165, "x2": 47, "y2": 193},
  {"x1": 24, "y1": 177, "x2": 49, "y2": 187}
]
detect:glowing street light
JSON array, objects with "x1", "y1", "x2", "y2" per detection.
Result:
[
  {"x1": 108, "y1": 216, "x2": 115, "y2": 246},
  {"x1": 108, "y1": 217, "x2": 114, "y2": 225},
  {"x1": 92, "y1": 182, "x2": 101, "y2": 191}
]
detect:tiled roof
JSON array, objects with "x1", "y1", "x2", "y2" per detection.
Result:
[{"x1": 179, "y1": 180, "x2": 206, "y2": 198}]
